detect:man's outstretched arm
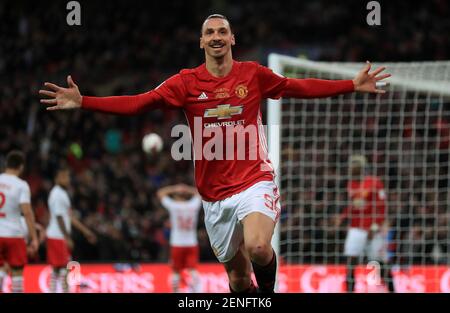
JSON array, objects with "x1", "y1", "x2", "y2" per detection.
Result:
[
  {"x1": 260, "y1": 61, "x2": 391, "y2": 99},
  {"x1": 282, "y1": 78, "x2": 355, "y2": 98},
  {"x1": 39, "y1": 75, "x2": 165, "y2": 115}
]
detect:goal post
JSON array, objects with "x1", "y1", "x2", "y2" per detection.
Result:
[
  {"x1": 267, "y1": 53, "x2": 450, "y2": 292},
  {"x1": 268, "y1": 53, "x2": 283, "y2": 262}
]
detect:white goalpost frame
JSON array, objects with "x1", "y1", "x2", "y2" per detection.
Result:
[
  {"x1": 268, "y1": 53, "x2": 283, "y2": 255},
  {"x1": 267, "y1": 53, "x2": 283, "y2": 292},
  {"x1": 267, "y1": 53, "x2": 450, "y2": 292}
]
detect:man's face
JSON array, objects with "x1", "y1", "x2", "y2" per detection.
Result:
[
  {"x1": 172, "y1": 192, "x2": 190, "y2": 201},
  {"x1": 349, "y1": 163, "x2": 363, "y2": 178},
  {"x1": 200, "y1": 18, "x2": 235, "y2": 59},
  {"x1": 57, "y1": 170, "x2": 71, "y2": 188}
]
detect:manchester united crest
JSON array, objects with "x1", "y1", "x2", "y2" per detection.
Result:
[{"x1": 235, "y1": 84, "x2": 248, "y2": 99}]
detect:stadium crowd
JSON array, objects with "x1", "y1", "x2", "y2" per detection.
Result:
[{"x1": 1, "y1": 0, "x2": 449, "y2": 265}]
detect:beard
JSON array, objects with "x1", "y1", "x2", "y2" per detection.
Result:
[{"x1": 207, "y1": 46, "x2": 228, "y2": 59}]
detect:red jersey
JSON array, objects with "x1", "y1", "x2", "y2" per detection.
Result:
[
  {"x1": 82, "y1": 60, "x2": 354, "y2": 201},
  {"x1": 344, "y1": 176, "x2": 387, "y2": 230}
]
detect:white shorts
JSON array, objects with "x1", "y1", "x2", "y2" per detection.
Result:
[
  {"x1": 202, "y1": 180, "x2": 281, "y2": 263},
  {"x1": 344, "y1": 228, "x2": 388, "y2": 262}
]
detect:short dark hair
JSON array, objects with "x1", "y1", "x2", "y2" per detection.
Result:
[
  {"x1": 53, "y1": 164, "x2": 70, "y2": 179},
  {"x1": 6, "y1": 150, "x2": 25, "y2": 170},
  {"x1": 201, "y1": 14, "x2": 233, "y2": 34}
]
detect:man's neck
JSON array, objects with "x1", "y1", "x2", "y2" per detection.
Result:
[
  {"x1": 4, "y1": 169, "x2": 20, "y2": 177},
  {"x1": 56, "y1": 182, "x2": 67, "y2": 190},
  {"x1": 205, "y1": 54, "x2": 234, "y2": 78}
]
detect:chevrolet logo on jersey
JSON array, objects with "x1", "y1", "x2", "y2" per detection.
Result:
[{"x1": 204, "y1": 104, "x2": 243, "y2": 120}]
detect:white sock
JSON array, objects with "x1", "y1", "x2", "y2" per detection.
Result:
[
  {"x1": 188, "y1": 270, "x2": 201, "y2": 293},
  {"x1": 171, "y1": 272, "x2": 181, "y2": 293},
  {"x1": 0, "y1": 270, "x2": 6, "y2": 292},
  {"x1": 50, "y1": 270, "x2": 58, "y2": 293},
  {"x1": 59, "y1": 269, "x2": 69, "y2": 293},
  {"x1": 12, "y1": 275, "x2": 23, "y2": 293}
]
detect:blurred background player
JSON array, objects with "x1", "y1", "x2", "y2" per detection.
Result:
[
  {"x1": 46, "y1": 167, "x2": 97, "y2": 293},
  {"x1": 0, "y1": 150, "x2": 39, "y2": 293},
  {"x1": 0, "y1": 260, "x2": 7, "y2": 292},
  {"x1": 0, "y1": 217, "x2": 45, "y2": 293},
  {"x1": 335, "y1": 155, "x2": 395, "y2": 292},
  {"x1": 157, "y1": 183, "x2": 202, "y2": 293}
]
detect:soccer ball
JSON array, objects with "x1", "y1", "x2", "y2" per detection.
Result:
[{"x1": 142, "y1": 133, "x2": 163, "y2": 154}]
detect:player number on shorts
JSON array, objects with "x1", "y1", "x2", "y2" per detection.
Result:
[
  {"x1": 264, "y1": 187, "x2": 280, "y2": 213},
  {"x1": 0, "y1": 192, "x2": 6, "y2": 218}
]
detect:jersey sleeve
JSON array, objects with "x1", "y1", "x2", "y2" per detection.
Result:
[
  {"x1": 256, "y1": 64, "x2": 288, "y2": 99},
  {"x1": 377, "y1": 187, "x2": 387, "y2": 201},
  {"x1": 161, "y1": 196, "x2": 177, "y2": 211},
  {"x1": 189, "y1": 195, "x2": 202, "y2": 211},
  {"x1": 49, "y1": 192, "x2": 66, "y2": 216},
  {"x1": 374, "y1": 178, "x2": 387, "y2": 224},
  {"x1": 153, "y1": 74, "x2": 187, "y2": 108},
  {"x1": 66, "y1": 193, "x2": 72, "y2": 210},
  {"x1": 19, "y1": 182, "x2": 31, "y2": 205},
  {"x1": 82, "y1": 90, "x2": 165, "y2": 115},
  {"x1": 81, "y1": 74, "x2": 187, "y2": 114},
  {"x1": 257, "y1": 64, "x2": 355, "y2": 100}
]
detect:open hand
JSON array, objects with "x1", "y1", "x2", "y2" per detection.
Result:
[
  {"x1": 39, "y1": 75, "x2": 82, "y2": 110},
  {"x1": 353, "y1": 61, "x2": 391, "y2": 94}
]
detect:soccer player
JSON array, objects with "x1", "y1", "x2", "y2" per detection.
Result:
[
  {"x1": 157, "y1": 183, "x2": 202, "y2": 293},
  {"x1": 0, "y1": 150, "x2": 39, "y2": 292},
  {"x1": 0, "y1": 218, "x2": 44, "y2": 292},
  {"x1": 0, "y1": 261, "x2": 7, "y2": 292},
  {"x1": 39, "y1": 14, "x2": 390, "y2": 293},
  {"x1": 46, "y1": 167, "x2": 97, "y2": 293},
  {"x1": 335, "y1": 155, "x2": 395, "y2": 292}
]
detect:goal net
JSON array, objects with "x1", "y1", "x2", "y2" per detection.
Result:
[{"x1": 267, "y1": 54, "x2": 450, "y2": 293}]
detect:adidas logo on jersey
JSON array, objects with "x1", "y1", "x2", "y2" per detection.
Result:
[{"x1": 198, "y1": 92, "x2": 208, "y2": 100}]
